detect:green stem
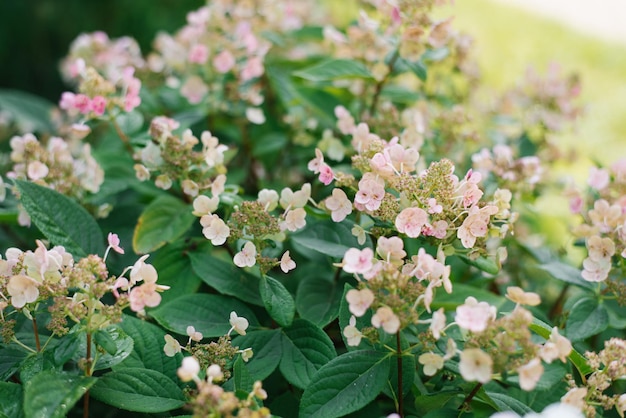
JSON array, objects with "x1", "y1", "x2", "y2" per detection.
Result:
[
  {"x1": 83, "y1": 332, "x2": 92, "y2": 418},
  {"x1": 396, "y1": 332, "x2": 404, "y2": 418},
  {"x1": 110, "y1": 117, "x2": 135, "y2": 156},
  {"x1": 367, "y1": 49, "x2": 400, "y2": 118}
]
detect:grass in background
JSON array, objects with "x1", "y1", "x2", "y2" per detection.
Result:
[{"x1": 441, "y1": 0, "x2": 626, "y2": 169}]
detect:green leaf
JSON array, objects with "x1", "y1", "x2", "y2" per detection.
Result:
[
  {"x1": 457, "y1": 254, "x2": 499, "y2": 275},
  {"x1": 279, "y1": 319, "x2": 336, "y2": 389},
  {"x1": 233, "y1": 329, "x2": 283, "y2": 381},
  {"x1": 150, "y1": 294, "x2": 259, "y2": 338},
  {"x1": 132, "y1": 195, "x2": 195, "y2": 254},
  {"x1": 90, "y1": 368, "x2": 185, "y2": 413},
  {"x1": 115, "y1": 315, "x2": 182, "y2": 382},
  {"x1": 0, "y1": 89, "x2": 54, "y2": 132},
  {"x1": 431, "y1": 283, "x2": 509, "y2": 311},
  {"x1": 75, "y1": 325, "x2": 134, "y2": 371},
  {"x1": 0, "y1": 382, "x2": 22, "y2": 418},
  {"x1": 397, "y1": 57, "x2": 427, "y2": 81},
  {"x1": 484, "y1": 391, "x2": 533, "y2": 415},
  {"x1": 94, "y1": 329, "x2": 118, "y2": 355},
  {"x1": 536, "y1": 261, "x2": 594, "y2": 290},
  {"x1": 114, "y1": 110, "x2": 144, "y2": 135},
  {"x1": 23, "y1": 371, "x2": 96, "y2": 418},
  {"x1": 260, "y1": 275, "x2": 295, "y2": 327},
  {"x1": 0, "y1": 347, "x2": 28, "y2": 381},
  {"x1": 19, "y1": 352, "x2": 58, "y2": 384},
  {"x1": 14, "y1": 180, "x2": 104, "y2": 258},
  {"x1": 421, "y1": 47, "x2": 450, "y2": 62},
  {"x1": 296, "y1": 273, "x2": 345, "y2": 328},
  {"x1": 53, "y1": 332, "x2": 81, "y2": 366},
  {"x1": 565, "y1": 297, "x2": 608, "y2": 341},
  {"x1": 293, "y1": 59, "x2": 373, "y2": 82},
  {"x1": 233, "y1": 356, "x2": 254, "y2": 393},
  {"x1": 291, "y1": 219, "x2": 370, "y2": 259},
  {"x1": 152, "y1": 242, "x2": 203, "y2": 305},
  {"x1": 189, "y1": 252, "x2": 262, "y2": 306},
  {"x1": 299, "y1": 350, "x2": 390, "y2": 418}
]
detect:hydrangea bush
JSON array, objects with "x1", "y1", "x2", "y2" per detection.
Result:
[{"x1": 0, "y1": 1, "x2": 624, "y2": 417}]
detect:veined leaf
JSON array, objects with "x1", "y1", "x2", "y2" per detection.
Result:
[
  {"x1": 0, "y1": 89, "x2": 54, "y2": 132},
  {"x1": 293, "y1": 59, "x2": 373, "y2": 82},
  {"x1": 23, "y1": 371, "x2": 96, "y2": 418},
  {"x1": 14, "y1": 180, "x2": 104, "y2": 258},
  {"x1": 0, "y1": 382, "x2": 22, "y2": 418},
  {"x1": 299, "y1": 350, "x2": 390, "y2": 418},
  {"x1": 260, "y1": 275, "x2": 295, "y2": 327},
  {"x1": 133, "y1": 194, "x2": 195, "y2": 254},
  {"x1": 565, "y1": 297, "x2": 608, "y2": 342}
]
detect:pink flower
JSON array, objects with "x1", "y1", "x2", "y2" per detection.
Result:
[
  {"x1": 343, "y1": 316, "x2": 363, "y2": 346},
  {"x1": 180, "y1": 76, "x2": 208, "y2": 104},
  {"x1": 202, "y1": 216, "x2": 230, "y2": 246},
  {"x1": 588, "y1": 167, "x2": 610, "y2": 191},
  {"x1": 342, "y1": 247, "x2": 374, "y2": 274},
  {"x1": 107, "y1": 232, "x2": 124, "y2": 254},
  {"x1": 351, "y1": 123, "x2": 379, "y2": 153},
  {"x1": 334, "y1": 105, "x2": 355, "y2": 135},
  {"x1": 281, "y1": 208, "x2": 307, "y2": 232},
  {"x1": 376, "y1": 236, "x2": 406, "y2": 265},
  {"x1": 74, "y1": 94, "x2": 91, "y2": 114},
  {"x1": 213, "y1": 50, "x2": 236, "y2": 73},
  {"x1": 90, "y1": 96, "x2": 107, "y2": 116},
  {"x1": 345, "y1": 288, "x2": 375, "y2": 317},
  {"x1": 130, "y1": 255, "x2": 158, "y2": 285},
  {"x1": 188, "y1": 44, "x2": 209, "y2": 64},
  {"x1": 280, "y1": 251, "x2": 296, "y2": 273},
  {"x1": 517, "y1": 358, "x2": 543, "y2": 391},
  {"x1": 395, "y1": 207, "x2": 428, "y2": 238},
  {"x1": 129, "y1": 282, "x2": 162, "y2": 312},
  {"x1": 234, "y1": 241, "x2": 256, "y2": 268},
  {"x1": 59, "y1": 92, "x2": 76, "y2": 110},
  {"x1": 124, "y1": 93, "x2": 141, "y2": 112},
  {"x1": 355, "y1": 176, "x2": 385, "y2": 212},
  {"x1": 241, "y1": 56, "x2": 264, "y2": 81},
  {"x1": 7, "y1": 274, "x2": 39, "y2": 308},
  {"x1": 318, "y1": 163, "x2": 334, "y2": 185},
  {"x1": 27, "y1": 161, "x2": 49, "y2": 180},
  {"x1": 455, "y1": 296, "x2": 496, "y2": 332},
  {"x1": 371, "y1": 306, "x2": 400, "y2": 334},
  {"x1": 457, "y1": 205, "x2": 498, "y2": 248},
  {"x1": 325, "y1": 188, "x2": 352, "y2": 222}
]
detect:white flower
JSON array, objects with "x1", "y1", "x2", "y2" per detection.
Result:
[
  {"x1": 343, "y1": 316, "x2": 363, "y2": 346},
  {"x1": 459, "y1": 348, "x2": 492, "y2": 383},
  {"x1": 177, "y1": 356, "x2": 200, "y2": 382},
  {"x1": 418, "y1": 352, "x2": 444, "y2": 376},
  {"x1": 186, "y1": 326, "x2": 203, "y2": 342},
  {"x1": 233, "y1": 241, "x2": 256, "y2": 268},
  {"x1": 280, "y1": 251, "x2": 296, "y2": 273},
  {"x1": 229, "y1": 311, "x2": 249, "y2": 336},
  {"x1": 163, "y1": 334, "x2": 182, "y2": 357},
  {"x1": 7, "y1": 274, "x2": 39, "y2": 308}
]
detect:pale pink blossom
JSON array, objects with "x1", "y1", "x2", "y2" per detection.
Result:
[
  {"x1": 241, "y1": 56, "x2": 264, "y2": 81},
  {"x1": 517, "y1": 358, "x2": 543, "y2": 391},
  {"x1": 371, "y1": 306, "x2": 400, "y2": 334},
  {"x1": 376, "y1": 236, "x2": 406, "y2": 265},
  {"x1": 229, "y1": 311, "x2": 249, "y2": 336},
  {"x1": 188, "y1": 44, "x2": 209, "y2": 64},
  {"x1": 281, "y1": 208, "x2": 307, "y2": 232},
  {"x1": 27, "y1": 161, "x2": 49, "y2": 181},
  {"x1": 90, "y1": 95, "x2": 107, "y2": 116},
  {"x1": 506, "y1": 286, "x2": 540, "y2": 306},
  {"x1": 418, "y1": 352, "x2": 444, "y2": 376},
  {"x1": 354, "y1": 176, "x2": 385, "y2": 211},
  {"x1": 455, "y1": 296, "x2": 496, "y2": 333},
  {"x1": 459, "y1": 348, "x2": 492, "y2": 383},
  {"x1": 164, "y1": 334, "x2": 182, "y2": 357},
  {"x1": 539, "y1": 327, "x2": 572, "y2": 363},
  {"x1": 318, "y1": 163, "x2": 334, "y2": 185},
  {"x1": 193, "y1": 195, "x2": 219, "y2": 216},
  {"x1": 457, "y1": 205, "x2": 498, "y2": 248},
  {"x1": 130, "y1": 255, "x2": 158, "y2": 285},
  {"x1": 345, "y1": 288, "x2": 375, "y2": 317},
  {"x1": 74, "y1": 94, "x2": 91, "y2": 114},
  {"x1": 427, "y1": 198, "x2": 443, "y2": 214},
  {"x1": 561, "y1": 387, "x2": 587, "y2": 411},
  {"x1": 177, "y1": 356, "x2": 200, "y2": 382},
  {"x1": 258, "y1": 189, "x2": 279, "y2": 212},
  {"x1": 129, "y1": 282, "x2": 162, "y2": 312},
  {"x1": 581, "y1": 256, "x2": 611, "y2": 282},
  {"x1": 343, "y1": 315, "x2": 363, "y2": 346},
  {"x1": 351, "y1": 122, "x2": 379, "y2": 152},
  {"x1": 279, "y1": 184, "x2": 310, "y2": 210},
  {"x1": 202, "y1": 217, "x2": 230, "y2": 246},
  {"x1": 342, "y1": 247, "x2": 374, "y2": 274},
  {"x1": 334, "y1": 105, "x2": 355, "y2": 135},
  {"x1": 430, "y1": 308, "x2": 446, "y2": 340},
  {"x1": 587, "y1": 235, "x2": 615, "y2": 260},
  {"x1": 180, "y1": 75, "x2": 208, "y2": 104},
  {"x1": 280, "y1": 251, "x2": 296, "y2": 273},
  {"x1": 325, "y1": 188, "x2": 352, "y2": 222},
  {"x1": 186, "y1": 325, "x2": 203, "y2": 342},
  {"x1": 388, "y1": 143, "x2": 419, "y2": 173},
  {"x1": 395, "y1": 207, "x2": 428, "y2": 238},
  {"x1": 213, "y1": 50, "x2": 236, "y2": 73},
  {"x1": 422, "y1": 220, "x2": 448, "y2": 239},
  {"x1": 182, "y1": 179, "x2": 199, "y2": 197},
  {"x1": 7, "y1": 274, "x2": 39, "y2": 308},
  {"x1": 588, "y1": 167, "x2": 610, "y2": 191},
  {"x1": 234, "y1": 241, "x2": 256, "y2": 268},
  {"x1": 107, "y1": 232, "x2": 124, "y2": 254}
]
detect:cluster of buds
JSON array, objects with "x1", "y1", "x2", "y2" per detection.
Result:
[
  {"x1": 146, "y1": 1, "x2": 320, "y2": 119},
  {"x1": 193, "y1": 182, "x2": 307, "y2": 274},
  {"x1": 567, "y1": 159, "x2": 626, "y2": 289},
  {"x1": 134, "y1": 117, "x2": 228, "y2": 199},
  {"x1": 5, "y1": 133, "x2": 104, "y2": 224},
  {"x1": 416, "y1": 287, "x2": 572, "y2": 392},
  {"x1": 0, "y1": 234, "x2": 165, "y2": 343},
  {"x1": 561, "y1": 338, "x2": 626, "y2": 418},
  {"x1": 176, "y1": 356, "x2": 270, "y2": 417},
  {"x1": 163, "y1": 312, "x2": 252, "y2": 374}
]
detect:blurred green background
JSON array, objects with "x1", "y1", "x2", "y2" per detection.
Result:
[{"x1": 0, "y1": 0, "x2": 203, "y2": 101}]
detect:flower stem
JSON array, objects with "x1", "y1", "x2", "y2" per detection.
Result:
[
  {"x1": 32, "y1": 317, "x2": 41, "y2": 352},
  {"x1": 110, "y1": 117, "x2": 135, "y2": 156},
  {"x1": 396, "y1": 332, "x2": 404, "y2": 418},
  {"x1": 459, "y1": 382, "x2": 482, "y2": 411}
]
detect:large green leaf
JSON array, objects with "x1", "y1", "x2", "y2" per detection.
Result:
[
  {"x1": 260, "y1": 275, "x2": 295, "y2": 327},
  {"x1": 232, "y1": 355, "x2": 254, "y2": 393},
  {"x1": 565, "y1": 297, "x2": 608, "y2": 341},
  {"x1": 296, "y1": 273, "x2": 346, "y2": 328},
  {"x1": 132, "y1": 195, "x2": 195, "y2": 254},
  {"x1": 74, "y1": 325, "x2": 134, "y2": 371},
  {"x1": 291, "y1": 220, "x2": 370, "y2": 259},
  {"x1": 152, "y1": 242, "x2": 203, "y2": 305},
  {"x1": 299, "y1": 350, "x2": 390, "y2": 418},
  {"x1": 293, "y1": 59, "x2": 373, "y2": 82},
  {"x1": 483, "y1": 391, "x2": 533, "y2": 416},
  {"x1": 0, "y1": 382, "x2": 22, "y2": 418},
  {"x1": 0, "y1": 89, "x2": 54, "y2": 132},
  {"x1": 536, "y1": 261, "x2": 594, "y2": 290},
  {"x1": 279, "y1": 319, "x2": 336, "y2": 389},
  {"x1": 0, "y1": 347, "x2": 28, "y2": 381},
  {"x1": 233, "y1": 329, "x2": 283, "y2": 382},
  {"x1": 150, "y1": 294, "x2": 259, "y2": 338},
  {"x1": 115, "y1": 315, "x2": 182, "y2": 382},
  {"x1": 14, "y1": 180, "x2": 104, "y2": 258},
  {"x1": 189, "y1": 252, "x2": 262, "y2": 306},
  {"x1": 23, "y1": 371, "x2": 96, "y2": 418},
  {"x1": 90, "y1": 368, "x2": 185, "y2": 413}
]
